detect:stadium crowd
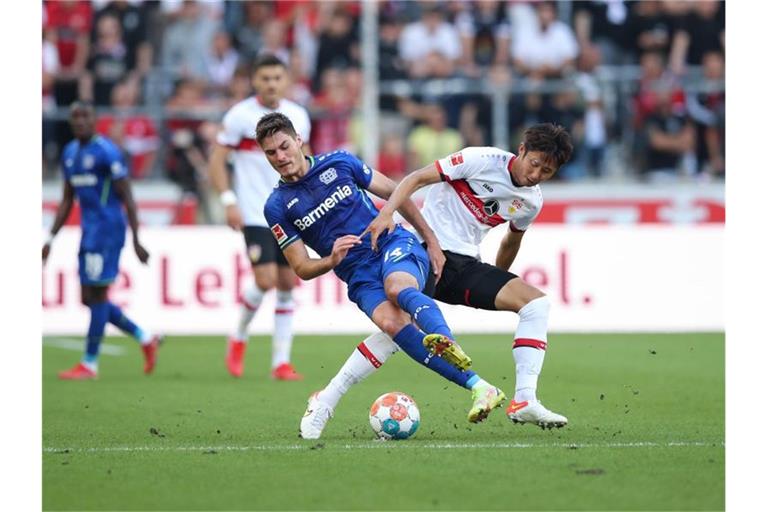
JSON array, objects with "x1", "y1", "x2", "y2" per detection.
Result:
[{"x1": 43, "y1": 0, "x2": 725, "y2": 209}]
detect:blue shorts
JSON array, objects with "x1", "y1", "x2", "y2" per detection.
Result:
[
  {"x1": 345, "y1": 230, "x2": 430, "y2": 318},
  {"x1": 78, "y1": 244, "x2": 123, "y2": 286}
]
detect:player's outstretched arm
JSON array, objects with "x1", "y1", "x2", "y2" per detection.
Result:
[
  {"x1": 495, "y1": 228, "x2": 525, "y2": 270},
  {"x1": 365, "y1": 167, "x2": 445, "y2": 279},
  {"x1": 283, "y1": 236, "x2": 361, "y2": 281},
  {"x1": 208, "y1": 143, "x2": 242, "y2": 231},
  {"x1": 43, "y1": 180, "x2": 76, "y2": 264},
  {"x1": 114, "y1": 178, "x2": 149, "y2": 264}
]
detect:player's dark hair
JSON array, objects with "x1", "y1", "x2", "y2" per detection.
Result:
[
  {"x1": 256, "y1": 112, "x2": 298, "y2": 143},
  {"x1": 522, "y1": 123, "x2": 574, "y2": 168},
  {"x1": 69, "y1": 100, "x2": 95, "y2": 114},
  {"x1": 253, "y1": 53, "x2": 287, "y2": 73}
]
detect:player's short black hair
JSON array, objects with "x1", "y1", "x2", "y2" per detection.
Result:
[
  {"x1": 253, "y1": 53, "x2": 287, "y2": 73},
  {"x1": 69, "y1": 100, "x2": 95, "y2": 114},
  {"x1": 521, "y1": 123, "x2": 574, "y2": 168},
  {"x1": 256, "y1": 112, "x2": 298, "y2": 144}
]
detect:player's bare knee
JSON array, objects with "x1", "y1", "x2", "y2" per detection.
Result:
[{"x1": 520, "y1": 295, "x2": 550, "y2": 320}]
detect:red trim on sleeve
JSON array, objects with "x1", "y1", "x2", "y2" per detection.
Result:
[
  {"x1": 357, "y1": 342, "x2": 383, "y2": 368},
  {"x1": 513, "y1": 338, "x2": 547, "y2": 350},
  {"x1": 435, "y1": 159, "x2": 448, "y2": 181}
]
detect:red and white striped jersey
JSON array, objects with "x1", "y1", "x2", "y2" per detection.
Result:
[
  {"x1": 421, "y1": 147, "x2": 543, "y2": 258},
  {"x1": 216, "y1": 97, "x2": 311, "y2": 226}
]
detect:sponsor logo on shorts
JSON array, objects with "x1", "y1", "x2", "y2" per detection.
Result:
[
  {"x1": 449, "y1": 152, "x2": 464, "y2": 166},
  {"x1": 319, "y1": 168, "x2": 338, "y2": 185},
  {"x1": 271, "y1": 224, "x2": 288, "y2": 244},
  {"x1": 247, "y1": 244, "x2": 262, "y2": 263}
]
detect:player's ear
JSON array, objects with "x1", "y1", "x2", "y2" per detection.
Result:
[{"x1": 518, "y1": 142, "x2": 525, "y2": 155}]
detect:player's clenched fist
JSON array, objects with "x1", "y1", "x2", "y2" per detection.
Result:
[{"x1": 225, "y1": 204, "x2": 244, "y2": 231}]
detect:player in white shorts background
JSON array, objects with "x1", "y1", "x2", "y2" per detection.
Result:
[
  {"x1": 208, "y1": 54, "x2": 311, "y2": 380},
  {"x1": 365, "y1": 123, "x2": 574, "y2": 429}
]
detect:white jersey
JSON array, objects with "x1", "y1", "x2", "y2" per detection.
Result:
[
  {"x1": 216, "y1": 97, "x2": 311, "y2": 226},
  {"x1": 420, "y1": 147, "x2": 543, "y2": 259}
]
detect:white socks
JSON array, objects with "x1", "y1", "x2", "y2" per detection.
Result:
[
  {"x1": 271, "y1": 290, "x2": 294, "y2": 368},
  {"x1": 234, "y1": 285, "x2": 265, "y2": 341},
  {"x1": 317, "y1": 332, "x2": 399, "y2": 409},
  {"x1": 512, "y1": 296, "x2": 550, "y2": 402}
]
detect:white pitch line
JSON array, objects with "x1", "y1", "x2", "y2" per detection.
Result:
[
  {"x1": 43, "y1": 337, "x2": 126, "y2": 356},
  {"x1": 43, "y1": 440, "x2": 724, "y2": 454}
]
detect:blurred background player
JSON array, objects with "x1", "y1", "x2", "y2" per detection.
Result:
[
  {"x1": 366, "y1": 124, "x2": 574, "y2": 429},
  {"x1": 208, "y1": 54, "x2": 311, "y2": 380},
  {"x1": 256, "y1": 113, "x2": 506, "y2": 439},
  {"x1": 42, "y1": 101, "x2": 161, "y2": 380}
]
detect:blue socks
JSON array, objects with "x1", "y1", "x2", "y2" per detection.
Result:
[
  {"x1": 396, "y1": 288, "x2": 453, "y2": 338},
  {"x1": 84, "y1": 301, "x2": 110, "y2": 366},
  {"x1": 107, "y1": 302, "x2": 146, "y2": 341},
  {"x1": 393, "y1": 325, "x2": 476, "y2": 388}
]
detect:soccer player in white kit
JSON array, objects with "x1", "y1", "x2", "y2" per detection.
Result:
[
  {"x1": 366, "y1": 123, "x2": 573, "y2": 428},
  {"x1": 208, "y1": 54, "x2": 311, "y2": 380}
]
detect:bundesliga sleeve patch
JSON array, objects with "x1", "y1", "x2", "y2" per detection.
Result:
[
  {"x1": 270, "y1": 224, "x2": 288, "y2": 244},
  {"x1": 449, "y1": 152, "x2": 464, "y2": 166}
]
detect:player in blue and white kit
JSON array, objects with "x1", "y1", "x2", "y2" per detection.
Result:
[
  {"x1": 257, "y1": 113, "x2": 506, "y2": 439},
  {"x1": 43, "y1": 102, "x2": 161, "y2": 380}
]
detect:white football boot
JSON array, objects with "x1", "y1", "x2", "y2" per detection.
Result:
[
  {"x1": 299, "y1": 392, "x2": 334, "y2": 439},
  {"x1": 506, "y1": 399, "x2": 568, "y2": 429}
]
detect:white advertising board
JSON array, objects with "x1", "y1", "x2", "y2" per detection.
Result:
[{"x1": 42, "y1": 225, "x2": 723, "y2": 334}]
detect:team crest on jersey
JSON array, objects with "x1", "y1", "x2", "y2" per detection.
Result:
[
  {"x1": 271, "y1": 224, "x2": 288, "y2": 244},
  {"x1": 319, "y1": 168, "x2": 338, "y2": 185},
  {"x1": 82, "y1": 154, "x2": 95, "y2": 169},
  {"x1": 449, "y1": 152, "x2": 464, "y2": 166}
]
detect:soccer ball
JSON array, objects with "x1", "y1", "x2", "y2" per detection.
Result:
[{"x1": 369, "y1": 391, "x2": 420, "y2": 440}]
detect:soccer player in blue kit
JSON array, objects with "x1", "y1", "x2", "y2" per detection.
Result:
[
  {"x1": 43, "y1": 102, "x2": 161, "y2": 380},
  {"x1": 258, "y1": 113, "x2": 505, "y2": 438}
]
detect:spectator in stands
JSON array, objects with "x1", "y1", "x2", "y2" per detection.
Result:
[
  {"x1": 287, "y1": 49, "x2": 314, "y2": 107},
  {"x1": 256, "y1": 20, "x2": 291, "y2": 65},
  {"x1": 161, "y1": 0, "x2": 217, "y2": 81},
  {"x1": 511, "y1": 1, "x2": 579, "y2": 79},
  {"x1": 623, "y1": 0, "x2": 678, "y2": 63},
  {"x1": 222, "y1": 65, "x2": 253, "y2": 109},
  {"x1": 641, "y1": 86, "x2": 696, "y2": 181},
  {"x1": 164, "y1": 78, "x2": 215, "y2": 217},
  {"x1": 44, "y1": 0, "x2": 93, "y2": 107},
  {"x1": 92, "y1": 0, "x2": 152, "y2": 77},
  {"x1": 398, "y1": 3, "x2": 461, "y2": 79},
  {"x1": 686, "y1": 51, "x2": 725, "y2": 178},
  {"x1": 314, "y1": 6, "x2": 359, "y2": 90},
  {"x1": 407, "y1": 100, "x2": 464, "y2": 169},
  {"x1": 669, "y1": 0, "x2": 724, "y2": 75},
  {"x1": 310, "y1": 67, "x2": 357, "y2": 154},
  {"x1": 43, "y1": 28, "x2": 60, "y2": 176},
  {"x1": 377, "y1": 133, "x2": 407, "y2": 181},
  {"x1": 633, "y1": 51, "x2": 685, "y2": 129},
  {"x1": 95, "y1": 79, "x2": 159, "y2": 179},
  {"x1": 573, "y1": 0, "x2": 629, "y2": 66},
  {"x1": 232, "y1": 0, "x2": 274, "y2": 64},
  {"x1": 204, "y1": 31, "x2": 240, "y2": 97},
  {"x1": 573, "y1": 45, "x2": 608, "y2": 178},
  {"x1": 80, "y1": 14, "x2": 132, "y2": 106},
  {"x1": 455, "y1": 0, "x2": 510, "y2": 77}
]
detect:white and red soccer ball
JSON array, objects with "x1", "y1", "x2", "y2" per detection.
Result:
[{"x1": 369, "y1": 391, "x2": 420, "y2": 440}]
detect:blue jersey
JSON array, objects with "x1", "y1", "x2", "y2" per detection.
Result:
[
  {"x1": 61, "y1": 135, "x2": 128, "y2": 250},
  {"x1": 264, "y1": 150, "x2": 404, "y2": 282}
]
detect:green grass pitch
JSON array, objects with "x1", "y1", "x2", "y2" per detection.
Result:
[{"x1": 43, "y1": 333, "x2": 724, "y2": 511}]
